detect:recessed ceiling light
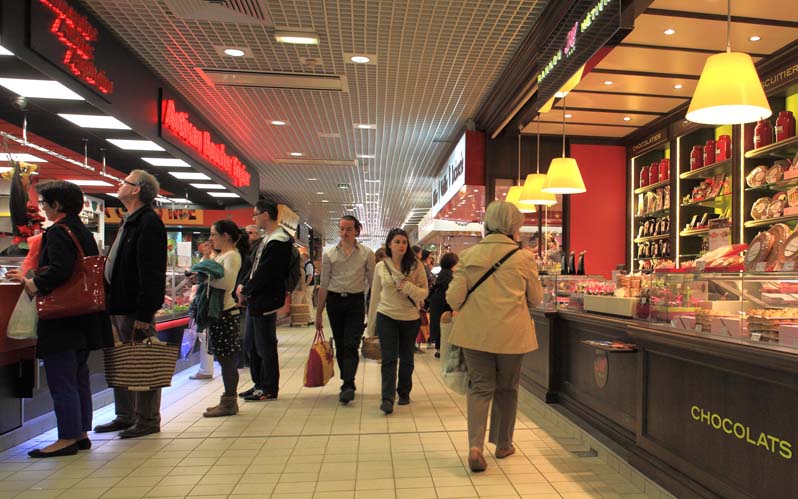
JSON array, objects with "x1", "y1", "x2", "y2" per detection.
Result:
[
  {"x1": 603, "y1": 80, "x2": 614, "y2": 85},
  {"x1": 749, "y1": 35, "x2": 761, "y2": 42},
  {"x1": 365, "y1": 179, "x2": 381, "y2": 183},
  {"x1": 554, "y1": 91, "x2": 568, "y2": 98},
  {"x1": 271, "y1": 120, "x2": 287, "y2": 126},
  {"x1": 0, "y1": 153, "x2": 47, "y2": 162},
  {"x1": 274, "y1": 30, "x2": 319, "y2": 45},
  {"x1": 223, "y1": 48, "x2": 246, "y2": 57},
  {"x1": 316, "y1": 192, "x2": 324, "y2": 195},
  {"x1": 673, "y1": 84, "x2": 684, "y2": 89},
  {"x1": 308, "y1": 178, "x2": 318, "y2": 181},
  {"x1": 357, "y1": 154, "x2": 376, "y2": 159},
  {"x1": 142, "y1": 157, "x2": 190, "y2": 167},
  {"x1": 663, "y1": 28, "x2": 676, "y2": 35},
  {"x1": 106, "y1": 139, "x2": 164, "y2": 151},
  {"x1": 321, "y1": 199, "x2": 329, "y2": 203},
  {"x1": 290, "y1": 152, "x2": 303, "y2": 157},
  {"x1": 355, "y1": 123, "x2": 376, "y2": 130},
  {"x1": 65, "y1": 179, "x2": 113, "y2": 187},
  {"x1": 623, "y1": 116, "x2": 632, "y2": 121},
  {"x1": 0, "y1": 45, "x2": 14, "y2": 56},
  {"x1": 350, "y1": 55, "x2": 371, "y2": 64},
  {"x1": 564, "y1": 114, "x2": 573, "y2": 118},
  {"x1": 0, "y1": 78, "x2": 83, "y2": 100},
  {"x1": 168, "y1": 171, "x2": 211, "y2": 180},
  {"x1": 58, "y1": 113, "x2": 131, "y2": 130},
  {"x1": 207, "y1": 192, "x2": 240, "y2": 198},
  {"x1": 190, "y1": 183, "x2": 226, "y2": 189}
]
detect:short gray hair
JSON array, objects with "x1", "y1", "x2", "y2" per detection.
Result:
[{"x1": 130, "y1": 169, "x2": 159, "y2": 204}]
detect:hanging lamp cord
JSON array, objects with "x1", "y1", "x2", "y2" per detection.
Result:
[
  {"x1": 561, "y1": 96, "x2": 567, "y2": 158},
  {"x1": 726, "y1": 0, "x2": 731, "y2": 53},
  {"x1": 517, "y1": 132, "x2": 522, "y2": 186},
  {"x1": 536, "y1": 114, "x2": 541, "y2": 174}
]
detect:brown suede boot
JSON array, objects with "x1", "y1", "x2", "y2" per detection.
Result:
[{"x1": 203, "y1": 395, "x2": 239, "y2": 417}]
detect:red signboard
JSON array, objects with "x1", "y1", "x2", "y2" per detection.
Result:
[
  {"x1": 161, "y1": 99, "x2": 251, "y2": 187},
  {"x1": 39, "y1": 0, "x2": 114, "y2": 94}
]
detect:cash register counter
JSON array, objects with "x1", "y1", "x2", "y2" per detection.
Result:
[{"x1": 525, "y1": 307, "x2": 797, "y2": 499}]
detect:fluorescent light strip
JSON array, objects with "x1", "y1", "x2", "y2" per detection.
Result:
[
  {"x1": 107, "y1": 139, "x2": 164, "y2": 151},
  {"x1": 58, "y1": 114, "x2": 131, "y2": 130},
  {"x1": 0, "y1": 153, "x2": 47, "y2": 162},
  {"x1": 190, "y1": 183, "x2": 226, "y2": 189},
  {"x1": 0, "y1": 78, "x2": 83, "y2": 100},
  {"x1": 142, "y1": 157, "x2": 190, "y2": 167},
  {"x1": 207, "y1": 192, "x2": 240, "y2": 198},
  {"x1": 66, "y1": 179, "x2": 113, "y2": 187},
  {"x1": 169, "y1": 171, "x2": 211, "y2": 180}
]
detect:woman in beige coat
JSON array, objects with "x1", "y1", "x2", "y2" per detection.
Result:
[{"x1": 446, "y1": 201, "x2": 543, "y2": 472}]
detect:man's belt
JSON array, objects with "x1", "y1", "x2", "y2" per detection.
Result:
[{"x1": 328, "y1": 291, "x2": 364, "y2": 298}]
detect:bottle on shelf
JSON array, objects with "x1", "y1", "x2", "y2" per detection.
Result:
[
  {"x1": 567, "y1": 251, "x2": 576, "y2": 275},
  {"x1": 775, "y1": 110, "x2": 796, "y2": 142},
  {"x1": 703, "y1": 138, "x2": 716, "y2": 165},
  {"x1": 754, "y1": 118, "x2": 774, "y2": 149},
  {"x1": 649, "y1": 161, "x2": 659, "y2": 185},
  {"x1": 715, "y1": 134, "x2": 731, "y2": 161},
  {"x1": 640, "y1": 164, "x2": 649, "y2": 187},
  {"x1": 561, "y1": 252, "x2": 569, "y2": 275},
  {"x1": 691, "y1": 145, "x2": 703, "y2": 170},
  {"x1": 576, "y1": 251, "x2": 586, "y2": 275},
  {"x1": 658, "y1": 158, "x2": 670, "y2": 181}
]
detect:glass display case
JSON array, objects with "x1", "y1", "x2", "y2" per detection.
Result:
[
  {"x1": 539, "y1": 274, "x2": 609, "y2": 311},
  {"x1": 155, "y1": 265, "x2": 193, "y2": 322},
  {"x1": 646, "y1": 271, "x2": 798, "y2": 351}
]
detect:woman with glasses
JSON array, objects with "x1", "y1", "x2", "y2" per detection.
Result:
[{"x1": 367, "y1": 228, "x2": 428, "y2": 415}]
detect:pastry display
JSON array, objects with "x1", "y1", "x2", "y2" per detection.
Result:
[
  {"x1": 744, "y1": 231, "x2": 774, "y2": 271},
  {"x1": 746, "y1": 165, "x2": 768, "y2": 187},
  {"x1": 783, "y1": 231, "x2": 798, "y2": 262},
  {"x1": 766, "y1": 223, "x2": 791, "y2": 270},
  {"x1": 747, "y1": 308, "x2": 798, "y2": 343},
  {"x1": 766, "y1": 163, "x2": 785, "y2": 184},
  {"x1": 767, "y1": 197, "x2": 785, "y2": 218},
  {"x1": 751, "y1": 197, "x2": 771, "y2": 220}
]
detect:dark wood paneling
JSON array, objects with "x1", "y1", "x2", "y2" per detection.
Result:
[{"x1": 521, "y1": 309, "x2": 557, "y2": 402}]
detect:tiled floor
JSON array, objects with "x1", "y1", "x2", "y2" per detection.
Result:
[{"x1": 0, "y1": 323, "x2": 669, "y2": 499}]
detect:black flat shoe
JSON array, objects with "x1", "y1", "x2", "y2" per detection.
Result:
[
  {"x1": 28, "y1": 443, "x2": 79, "y2": 458},
  {"x1": 397, "y1": 396, "x2": 410, "y2": 406},
  {"x1": 339, "y1": 388, "x2": 355, "y2": 405},
  {"x1": 77, "y1": 438, "x2": 91, "y2": 450}
]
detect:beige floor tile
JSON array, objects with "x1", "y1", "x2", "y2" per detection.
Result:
[
  {"x1": 188, "y1": 483, "x2": 236, "y2": 495},
  {"x1": 12, "y1": 491, "x2": 63, "y2": 499},
  {"x1": 475, "y1": 485, "x2": 522, "y2": 497},
  {"x1": 354, "y1": 490, "x2": 395, "y2": 499},
  {"x1": 231, "y1": 482, "x2": 277, "y2": 495},
  {"x1": 513, "y1": 482, "x2": 559, "y2": 495},
  {"x1": 395, "y1": 487, "x2": 437, "y2": 499},
  {"x1": 435, "y1": 485, "x2": 478, "y2": 498},
  {"x1": 146, "y1": 484, "x2": 196, "y2": 497},
  {"x1": 99, "y1": 485, "x2": 152, "y2": 498},
  {"x1": 158, "y1": 474, "x2": 203, "y2": 486},
  {"x1": 197, "y1": 473, "x2": 242, "y2": 485},
  {"x1": 57, "y1": 487, "x2": 110, "y2": 498},
  {"x1": 273, "y1": 482, "x2": 317, "y2": 494},
  {"x1": 313, "y1": 491, "x2": 355, "y2": 499}
]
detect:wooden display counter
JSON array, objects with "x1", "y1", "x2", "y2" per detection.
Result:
[{"x1": 523, "y1": 308, "x2": 798, "y2": 499}]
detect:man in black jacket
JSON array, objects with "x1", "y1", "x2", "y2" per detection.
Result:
[
  {"x1": 236, "y1": 199, "x2": 293, "y2": 401},
  {"x1": 94, "y1": 170, "x2": 167, "y2": 439}
]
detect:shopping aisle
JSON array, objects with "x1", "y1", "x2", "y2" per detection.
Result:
[{"x1": 0, "y1": 324, "x2": 672, "y2": 499}]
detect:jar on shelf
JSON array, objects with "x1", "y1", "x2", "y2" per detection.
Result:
[
  {"x1": 715, "y1": 134, "x2": 732, "y2": 161},
  {"x1": 776, "y1": 110, "x2": 796, "y2": 142},
  {"x1": 690, "y1": 145, "x2": 703, "y2": 170},
  {"x1": 658, "y1": 158, "x2": 670, "y2": 181},
  {"x1": 640, "y1": 164, "x2": 649, "y2": 187},
  {"x1": 704, "y1": 139, "x2": 716, "y2": 166},
  {"x1": 649, "y1": 161, "x2": 659, "y2": 185},
  {"x1": 754, "y1": 118, "x2": 773, "y2": 149}
]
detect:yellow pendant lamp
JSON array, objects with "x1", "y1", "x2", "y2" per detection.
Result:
[
  {"x1": 506, "y1": 185, "x2": 536, "y2": 213},
  {"x1": 542, "y1": 96, "x2": 586, "y2": 194},
  {"x1": 521, "y1": 116, "x2": 558, "y2": 205},
  {"x1": 686, "y1": 0, "x2": 770, "y2": 125}
]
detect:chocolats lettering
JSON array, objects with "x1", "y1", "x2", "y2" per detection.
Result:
[
  {"x1": 40, "y1": 0, "x2": 114, "y2": 94},
  {"x1": 690, "y1": 405, "x2": 793, "y2": 460}
]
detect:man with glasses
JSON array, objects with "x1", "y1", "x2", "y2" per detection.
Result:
[
  {"x1": 316, "y1": 215, "x2": 375, "y2": 405},
  {"x1": 236, "y1": 199, "x2": 294, "y2": 401},
  {"x1": 94, "y1": 170, "x2": 167, "y2": 438},
  {"x1": 234, "y1": 224, "x2": 263, "y2": 369}
]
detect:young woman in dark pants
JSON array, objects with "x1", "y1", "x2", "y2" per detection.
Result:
[
  {"x1": 428, "y1": 252, "x2": 459, "y2": 358},
  {"x1": 367, "y1": 229, "x2": 428, "y2": 414},
  {"x1": 8, "y1": 181, "x2": 111, "y2": 457}
]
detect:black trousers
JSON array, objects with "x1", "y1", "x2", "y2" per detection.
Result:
[
  {"x1": 377, "y1": 312, "x2": 420, "y2": 403},
  {"x1": 244, "y1": 310, "x2": 279, "y2": 395},
  {"x1": 326, "y1": 293, "x2": 365, "y2": 391},
  {"x1": 42, "y1": 350, "x2": 92, "y2": 439},
  {"x1": 429, "y1": 303, "x2": 449, "y2": 350}
]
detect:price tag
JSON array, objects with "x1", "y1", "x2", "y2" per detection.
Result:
[
  {"x1": 783, "y1": 261, "x2": 796, "y2": 272},
  {"x1": 750, "y1": 332, "x2": 762, "y2": 342},
  {"x1": 754, "y1": 262, "x2": 766, "y2": 272}
]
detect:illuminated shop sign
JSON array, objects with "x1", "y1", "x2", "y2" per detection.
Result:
[
  {"x1": 432, "y1": 134, "x2": 466, "y2": 214},
  {"x1": 690, "y1": 405, "x2": 793, "y2": 460},
  {"x1": 38, "y1": 0, "x2": 114, "y2": 94},
  {"x1": 160, "y1": 98, "x2": 251, "y2": 188}
]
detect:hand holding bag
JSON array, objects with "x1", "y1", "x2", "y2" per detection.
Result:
[
  {"x1": 36, "y1": 225, "x2": 106, "y2": 320},
  {"x1": 440, "y1": 318, "x2": 468, "y2": 394},
  {"x1": 7, "y1": 289, "x2": 38, "y2": 340},
  {"x1": 304, "y1": 327, "x2": 335, "y2": 387}
]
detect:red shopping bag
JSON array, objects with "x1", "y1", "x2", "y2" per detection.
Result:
[{"x1": 304, "y1": 327, "x2": 334, "y2": 387}]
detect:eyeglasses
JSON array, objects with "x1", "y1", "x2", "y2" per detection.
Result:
[
  {"x1": 247, "y1": 231, "x2": 259, "y2": 235},
  {"x1": 252, "y1": 211, "x2": 264, "y2": 219},
  {"x1": 120, "y1": 178, "x2": 140, "y2": 187}
]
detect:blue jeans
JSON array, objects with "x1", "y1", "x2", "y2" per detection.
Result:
[
  {"x1": 244, "y1": 310, "x2": 279, "y2": 395},
  {"x1": 42, "y1": 350, "x2": 93, "y2": 440}
]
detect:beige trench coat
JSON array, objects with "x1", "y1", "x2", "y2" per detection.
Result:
[{"x1": 446, "y1": 233, "x2": 543, "y2": 354}]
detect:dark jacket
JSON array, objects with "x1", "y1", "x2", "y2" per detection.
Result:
[
  {"x1": 188, "y1": 260, "x2": 225, "y2": 331},
  {"x1": 235, "y1": 237, "x2": 261, "y2": 299},
  {"x1": 33, "y1": 215, "x2": 112, "y2": 357},
  {"x1": 106, "y1": 205, "x2": 167, "y2": 322},
  {"x1": 241, "y1": 228, "x2": 293, "y2": 315},
  {"x1": 428, "y1": 268, "x2": 454, "y2": 314}
]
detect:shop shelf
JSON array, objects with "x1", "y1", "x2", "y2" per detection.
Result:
[
  {"x1": 635, "y1": 207, "x2": 670, "y2": 219},
  {"x1": 680, "y1": 193, "x2": 731, "y2": 209},
  {"x1": 744, "y1": 214, "x2": 798, "y2": 229},
  {"x1": 679, "y1": 159, "x2": 733, "y2": 180},
  {"x1": 680, "y1": 228, "x2": 710, "y2": 237},
  {"x1": 634, "y1": 234, "x2": 669, "y2": 244},
  {"x1": 634, "y1": 179, "x2": 670, "y2": 195},
  {"x1": 744, "y1": 174, "x2": 798, "y2": 193},
  {"x1": 744, "y1": 136, "x2": 798, "y2": 160}
]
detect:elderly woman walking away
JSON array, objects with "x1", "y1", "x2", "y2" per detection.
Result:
[{"x1": 446, "y1": 201, "x2": 543, "y2": 472}]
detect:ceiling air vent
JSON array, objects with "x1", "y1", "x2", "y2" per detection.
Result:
[
  {"x1": 197, "y1": 68, "x2": 349, "y2": 92},
  {"x1": 165, "y1": 0, "x2": 273, "y2": 25}
]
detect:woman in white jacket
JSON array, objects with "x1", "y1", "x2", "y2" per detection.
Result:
[{"x1": 367, "y1": 228, "x2": 428, "y2": 414}]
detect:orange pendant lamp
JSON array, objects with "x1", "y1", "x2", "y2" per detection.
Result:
[
  {"x1": 521, "y1": 116, "x2": 558, "y2": 206},
  {"x1": 686, "y1": 0, "x2": 770, "y2": 125},
  {"x1": 542, "y1": 96, "x2": 586, "y2": 194}
]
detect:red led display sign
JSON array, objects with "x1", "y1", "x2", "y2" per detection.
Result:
[
  {"x1": 161, "y1": 99, "x2": 251, "y2": 187},
  {"x1": 39, "y1": 0, "x2": 114, "y2": 94}
]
